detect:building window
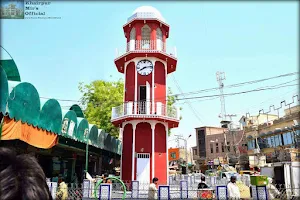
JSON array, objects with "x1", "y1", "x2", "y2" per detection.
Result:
[
  {"x1": 274, "y1": 134, "x2": 283, "y2": 146},
  {"x1": 210, "y1": 143, "x2": 213, "y2": 153},
  {"x1": 141, "y1": 24, "x2": 151, "y2": 49},
  {"x1": 221, "y1": 142, "x2": 225, "y2": 152},
  {"x1": 247, "y1": 139, "x2": 257, "y2": 150},
  {"x1": 216, "y1": 143, "x2": 219, "y2": 153},
  {"x1": 283, "y1": 132, "x2": 293, "y2": 145},
  {"x1": 130, "y1": 28, "x2": 136, "y2": 40},
  {"x1": 171, "y1": 152, "x2": 176, "y2": 159},
  {"x1": 193, "y1": 149, "x2": 197, "y2": 155},
  {"x1": 227, "y1": 142, "x2": 230, "y2": 151},
  {"x1": 156, "y1": 28, "x2": 163, "y2": 50}
]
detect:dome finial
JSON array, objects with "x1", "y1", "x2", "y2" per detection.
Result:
[{"x1": 128, "y1": 6, "x2": 166, "y2": 23}]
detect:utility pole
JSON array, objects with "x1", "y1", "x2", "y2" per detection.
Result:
[
  {"x1": 216, "y1": 71, "x2": 226, "y2": 121},
  {"x1": 223, "y1": 114, "x2": 238, "y2": 164}
]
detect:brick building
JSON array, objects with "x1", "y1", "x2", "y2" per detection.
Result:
[{"x1": 193, "y1": 126, "x2": 246, "y2": 171}]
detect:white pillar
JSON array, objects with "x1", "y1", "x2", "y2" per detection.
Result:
[
  {"x1": 120, "y1": 126, "x2": 124, "y2": 180},
  {"x1": 152, "y1": 61, "x2": 155, "y2": 114},
  {"x1": 132, "y1": 123, "x2": 137, "y2": 181},
  {"x1": 151, "y1": 122, "x2": 156, "y2": 180},
  {"x1": 134, "y1": 61, "x2": 137, "y2": 114},
  {"x1": 165, "y1": 124, "x2": 169, "y2": 185}
]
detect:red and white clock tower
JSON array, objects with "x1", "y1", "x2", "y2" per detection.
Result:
[{"x1": 111, "y1": 6, "x2": 179, "y2": 184}]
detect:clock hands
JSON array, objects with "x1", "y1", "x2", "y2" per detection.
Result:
[{"x1": 139, "y1": 66, "x2": 149, "y2": 71}]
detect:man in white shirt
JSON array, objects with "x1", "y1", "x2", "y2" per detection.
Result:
[
  {"x1": 227, "y1": 176, "x2": 240, "y2": 199},
  {"x1": 148, "y1": 177, "x2": 158, "y2": 199}
]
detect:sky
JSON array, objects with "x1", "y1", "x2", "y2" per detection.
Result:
[{"x1": 1, "y1": 1, "x2": 299, "y2": 149}]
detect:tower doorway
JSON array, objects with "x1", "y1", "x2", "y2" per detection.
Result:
[
  {"x1": 136, "y1": 153, "x2": 150, "y2": 184},
  {"x1": 139, "y1": 83, "x2": 150, "y2": 114}
]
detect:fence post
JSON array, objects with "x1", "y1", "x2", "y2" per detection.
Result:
[
  {"x1": 131, "y1": 181, "x2": 139, "y2": 199},
  {"x1": 216, "y1": 186, "x2": 228, "y2": 200},
  {"x1": 251, "y1": 186, "x2": 268, "y2": 200},
  {"x1": 169, "y1": 176, "x2": 173, "y2": 185},
  {"x1": 210, "y1": 176, "x2": 217, "y2": 186},
  {"x1": 180, "y1": 180, "x2": 188, "y2": 199},
  {"x1": 158, "y1": 185, "x2": 170, "y2": 200},
  {"x1": 99, "y1": 184, "x2": 112, "y2": 200},
  {"x1": 51, "y1": 182, "x2": 57, "y2": 200},
  {"x1": 82, "y1": 179, "x2": 90, "y2": 199}
]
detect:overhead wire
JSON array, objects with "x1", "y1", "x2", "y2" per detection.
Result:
[
  {"x1": 171, "y1": 74, "x2": 204, "y2": 123},
  {"x1": 176, "y1": 83, "x2": 298, "y2": 101},
  {"x1": 37, "y1": 72, "x2": 298, "y2": 104}
]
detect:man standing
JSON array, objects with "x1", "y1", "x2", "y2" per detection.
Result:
[
  {"x1": 148, "y1": 177, "x2": 158, "y2": 199},
  {"x1": 227, "y1": 176, "x2": 240, "y2": 199},
  {"x1": 198, "y1": 176, "x2": 209, "y2": 189}
]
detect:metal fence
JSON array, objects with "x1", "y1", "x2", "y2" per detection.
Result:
[
  {"x1": 48, "y1": 174, "x2": 300, "y2": 199},
  {"x1": 51, "y1": 182, "x2": 300, "y2": 199}
]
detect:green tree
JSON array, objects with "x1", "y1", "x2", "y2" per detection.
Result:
[
  {"x1": 79, "y1": 79, "x2": 124, "y2": 138},
  {"x1": 79, "y1": 79, "x2": 181, "y2": 138}
]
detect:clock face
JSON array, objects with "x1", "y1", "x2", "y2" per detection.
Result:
[{"x1": 136, "y1": 59, "x2": 153, "y2": 76}]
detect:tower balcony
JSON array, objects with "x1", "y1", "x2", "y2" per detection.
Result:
[
  {"x1": 114, "y1": 40, "x2": 178, "y2": 74},
  {"x1": 111, "y1": 101, "x2": 180, "y2": 128},
  {"x1": 115, "y1": 40, "x2": 177, "y2": 58}
]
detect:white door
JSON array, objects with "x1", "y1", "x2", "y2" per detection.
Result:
[
  {"x1": 146, "y1": 81, "x2": 151, "y2": 114},
  {"x1": 136, "y1": 153, "x2": 150, "y2": 184}
]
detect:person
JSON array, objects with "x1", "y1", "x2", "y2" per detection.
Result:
[
  {"x1": 71, "y1": 173, "x2": 78, "y2": 184},
  {"x1": 56, "y1": 177, "x2": 68, "y2": 200},
  {"x1": 102, "y1": 173, "x2": 112, "y2": 184},
  {"x1": 266, "y1": 177, "x2": 280, "y2": 200},
  {"x1": 0, "y1": 147, "x2": 52, "y2": 200},
  {"x1": 198, "y1": 176, "x2": 209, "y2": 189},
  {"x1": 148, "y1": 177, "x2": 158, "y2": 199},
  {"x1": 227, "y1": 176, "x2": 241, "y2": 199}
]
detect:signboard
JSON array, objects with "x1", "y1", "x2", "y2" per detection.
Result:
[
  {"x1": 68, "y1": 120, "x2": 75, "y2": 137},
  {"x1": 61, "y1": 118, "x2": 69, "y2": 134}
]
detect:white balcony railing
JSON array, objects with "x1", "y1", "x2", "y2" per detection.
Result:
[
  {"x1": 115, "y1": 40, "x2": 177, "y2": 58},
  {"x1": 111, "y1": 101, "x2": 180, "y2": 121}
]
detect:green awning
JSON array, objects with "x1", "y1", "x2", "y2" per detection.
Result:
[
  {"x1": 61, "y1": 109, "x2": 78, "y2": 138},
  {"x1": 70, "y1": 104, "x2": 84, "y2": 118},
  {"x1": 0, "y1": 66, "x2": 8, "y2": 114},
  {"x1": 7, "y1": 81, "x2": 40, "y2": 127},
  {"x1": 76, "y1": 117, "x2": 89, "y2": 142},
  {"x1": 39, "y1": 99, "x2": 62, "y2": 134},
  {"x1": 88, "y1": 124, "x2": 98, "y2": 146},
  {"x1": 98, "y1": 129, "x2": 105, "y2": 149},
  {"x1": 111, "y1": 137, "x2": 117, "y2": 153},
  {"x1": 104, "y1": 132, "x2": 111, "y2": 151},
  {"x1": 0, "y1": 59, "x2": 21, "y2": 81},
  {"x1": 116, "y1": 139, "x2": 121, "y2": 155}
]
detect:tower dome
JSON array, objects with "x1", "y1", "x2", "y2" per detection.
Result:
[{"x1": 127, "y1": 6, "x2": 166, "y2": 23}]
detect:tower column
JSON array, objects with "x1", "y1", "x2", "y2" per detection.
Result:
[
  {"x1": 152, "y1": 61, "x2": 155, "y2": 114},
  {"x1": 151, "y1": 122, "x2": 156, "y2": 179},
  {"x1": 134, "y1": 61, "x2": 137, "y2": 114},
  {"x1": 132, "y1": 122, "x2": 137, "y2": 180},
  {"x1": 165, "y1": 124, "x2": 169, "y2": 184}
]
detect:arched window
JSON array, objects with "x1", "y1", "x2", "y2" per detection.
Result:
[
  {"x1": 130, "y1": 28, "x2": 136, "y2": 40},
  {"x1": 141, "y1": 25, "x2": 151, "y2": 49},
  {"x1": 156, "y1": 28, "x2": 163, "y2": 51},
  {"x1": 129, "y1": 28, "x2": 136, "y2": 51}
]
